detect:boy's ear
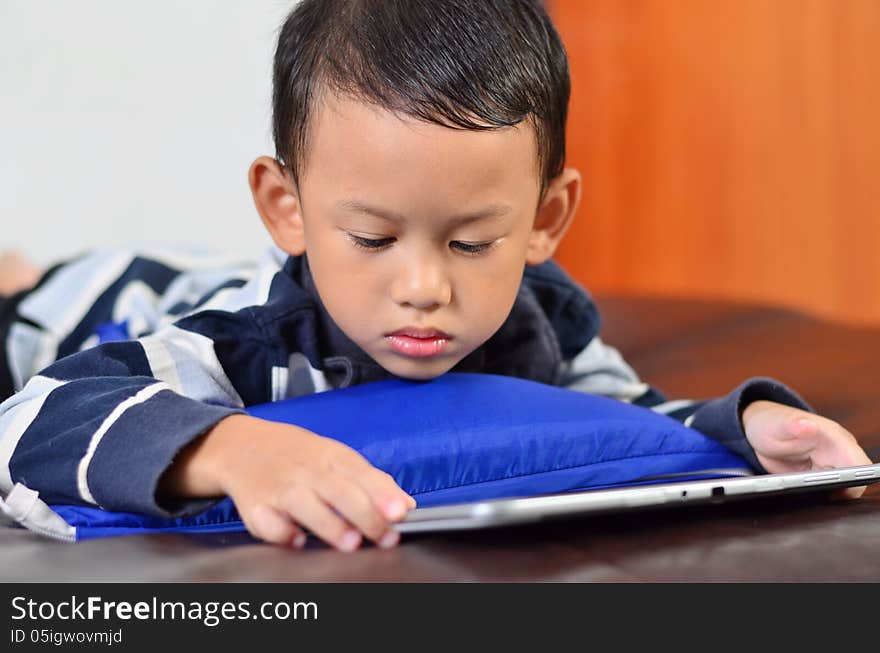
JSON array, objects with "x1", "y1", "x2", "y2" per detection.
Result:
[
  {"x1": 525, "y1": 168, "x2": 582, "y2": 266},
  {"x1": 248, "y1": 156, "x2": 306, "y2": 256}
]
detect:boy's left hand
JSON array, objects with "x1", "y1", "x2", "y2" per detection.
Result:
[{"x1": 742, "y1": 400, "x2": 873, "y2": 499}]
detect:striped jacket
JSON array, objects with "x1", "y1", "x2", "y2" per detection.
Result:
[{"x1": 0, "y1": 246, "x2": 810, "y2": 521}]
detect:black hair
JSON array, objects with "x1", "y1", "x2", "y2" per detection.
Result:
[{"x1": 272, "y1": 0, "x2": 570, "y2": 199}]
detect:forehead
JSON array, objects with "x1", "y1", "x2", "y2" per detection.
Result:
[{"x1": 300, "y1": 92, "x2": 541, "y2": 212}]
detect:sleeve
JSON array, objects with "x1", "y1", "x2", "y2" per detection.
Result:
[
  {"x1": 559, "y1": 336, "x2": 814, "y2": 472},
  {"x1": 0, "y1": 307, "x2": 275, "y2": 519},
  {"x1": 1, "y1": 246, "x2": 259, "y2": 399}
]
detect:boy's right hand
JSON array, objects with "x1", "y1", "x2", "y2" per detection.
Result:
[{"x1": 159, "y1": 414, "x2": 416, "y2": 552}]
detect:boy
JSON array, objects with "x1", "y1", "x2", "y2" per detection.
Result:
[{"x1": 0, "y1": 0, "x2": 871, "y2": 552}]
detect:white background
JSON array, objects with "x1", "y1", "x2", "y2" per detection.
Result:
[{"x1": 1, "y1": 0, "x2": 299, "y2": 265}]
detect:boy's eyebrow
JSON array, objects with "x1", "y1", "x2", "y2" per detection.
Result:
[{"x1": 336, "y1": 200, "x2": 512, "y2": 224}]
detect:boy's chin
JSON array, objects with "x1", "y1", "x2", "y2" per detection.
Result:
[{"x1": 377, "y1": 355, "x2": 458, "y2": 382}]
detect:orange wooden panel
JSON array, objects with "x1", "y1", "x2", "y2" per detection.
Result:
[{"x1": 550, "y1": 0, "x2": 880, "y2": 324}]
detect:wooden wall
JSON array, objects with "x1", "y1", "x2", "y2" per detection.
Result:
[{"x1": 549, "y1": 0, "x2": 880, "y2": 324}]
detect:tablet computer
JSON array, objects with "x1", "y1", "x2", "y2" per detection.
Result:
[{"x1": 394, "y1": 462, "x2": 880, "y2": 533}]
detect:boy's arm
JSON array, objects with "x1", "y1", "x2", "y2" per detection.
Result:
[
  {"x1": 559, "y1": 336, "x2": 860, "y2": 473},
  {"x1": 0, "y1": 301, "x2": 291, "y2": 519},
  {"x1": 0, "y1": 337, "x2": 244, "y2": 519},
  {"x1": 0, "y1": 309, "x2": 413, "y2": 550}
]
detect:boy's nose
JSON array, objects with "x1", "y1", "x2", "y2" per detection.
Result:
[{"x1": 390, "y1": 259, "x2": 452, "y2": 309}]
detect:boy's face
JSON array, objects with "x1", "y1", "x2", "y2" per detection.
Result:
[{"x1": 265, "y1": 93, "x2": 563, "y2": 380}]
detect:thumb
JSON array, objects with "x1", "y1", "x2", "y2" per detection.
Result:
[{"x1": 751, "y1": 412, "x2": 819, "y2": 473}]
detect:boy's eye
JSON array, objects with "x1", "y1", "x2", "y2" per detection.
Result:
[
  {"x1": 348, "y1": 234, "x2": 395, "y2": 250},
  {"x1": 346, "y1": 233, "x2": 496, "y2": 255},
  {"x1": 451, "y1": 241, "x2": 495, "y2": 255}
]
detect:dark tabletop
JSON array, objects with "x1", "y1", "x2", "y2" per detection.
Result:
[{"x1": 3, "y1": 295, "x2": 878, "y2": 582}]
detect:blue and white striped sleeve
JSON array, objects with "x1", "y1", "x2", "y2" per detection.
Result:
[
  {"x1": 1, "y1": 246, "x2": 262, "y2": 398},
  {"x1": 0, "y1": 312, "x2": 266, "y2": 518},
  {"x1": 559, "y1": 336, "x2": 814, "y2": 471}
]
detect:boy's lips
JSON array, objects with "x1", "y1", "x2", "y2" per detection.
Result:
[
  {"x1": 386, "y1": 327, "x2": 452, "y2": 339},
  {"x1": 385, "y1": 327, "x2": 452, "y2": 358}
]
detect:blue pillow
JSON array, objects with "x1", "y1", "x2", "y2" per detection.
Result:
[{"x1": 49, "y1": 373, "x2": 751, "y2": 540}]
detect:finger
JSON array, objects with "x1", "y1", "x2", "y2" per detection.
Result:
[
  {"x1": 360, "y1": 470, "x2": 415, "y2": 521},
  {"x1": 335, "y1": 458, "x2": 415, "y2": 521},
  {"x1": 812, "y1": 420, "x2": 873, "y2": 468},
  {"x1": 329, "y1": 454, "x2": 412, "y2": 519},
  {"x1": 830, "y1": 485, "x2": 867, "y2": 501},
  {"x1": 777, "y1": 417, "x2": 822, "y2": 460},
  {"x1": 787, "y1": 417, "x2": 820, "y2": 439},
  {"x1": 798, "y1": 418, "x2": 872, "y2": 500},
  {"x1": 241, "y1": 503, "x2": 306, "y2": 548},
  {"x1": 278, "y1": 485, "x2": 362, "y2": 552},
  {"x1": 754, "y1": 416, "x2": 817, "y2": 472},
  {"x1": 313, "y1": 475, "x2": 398, "y2": 547}
]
